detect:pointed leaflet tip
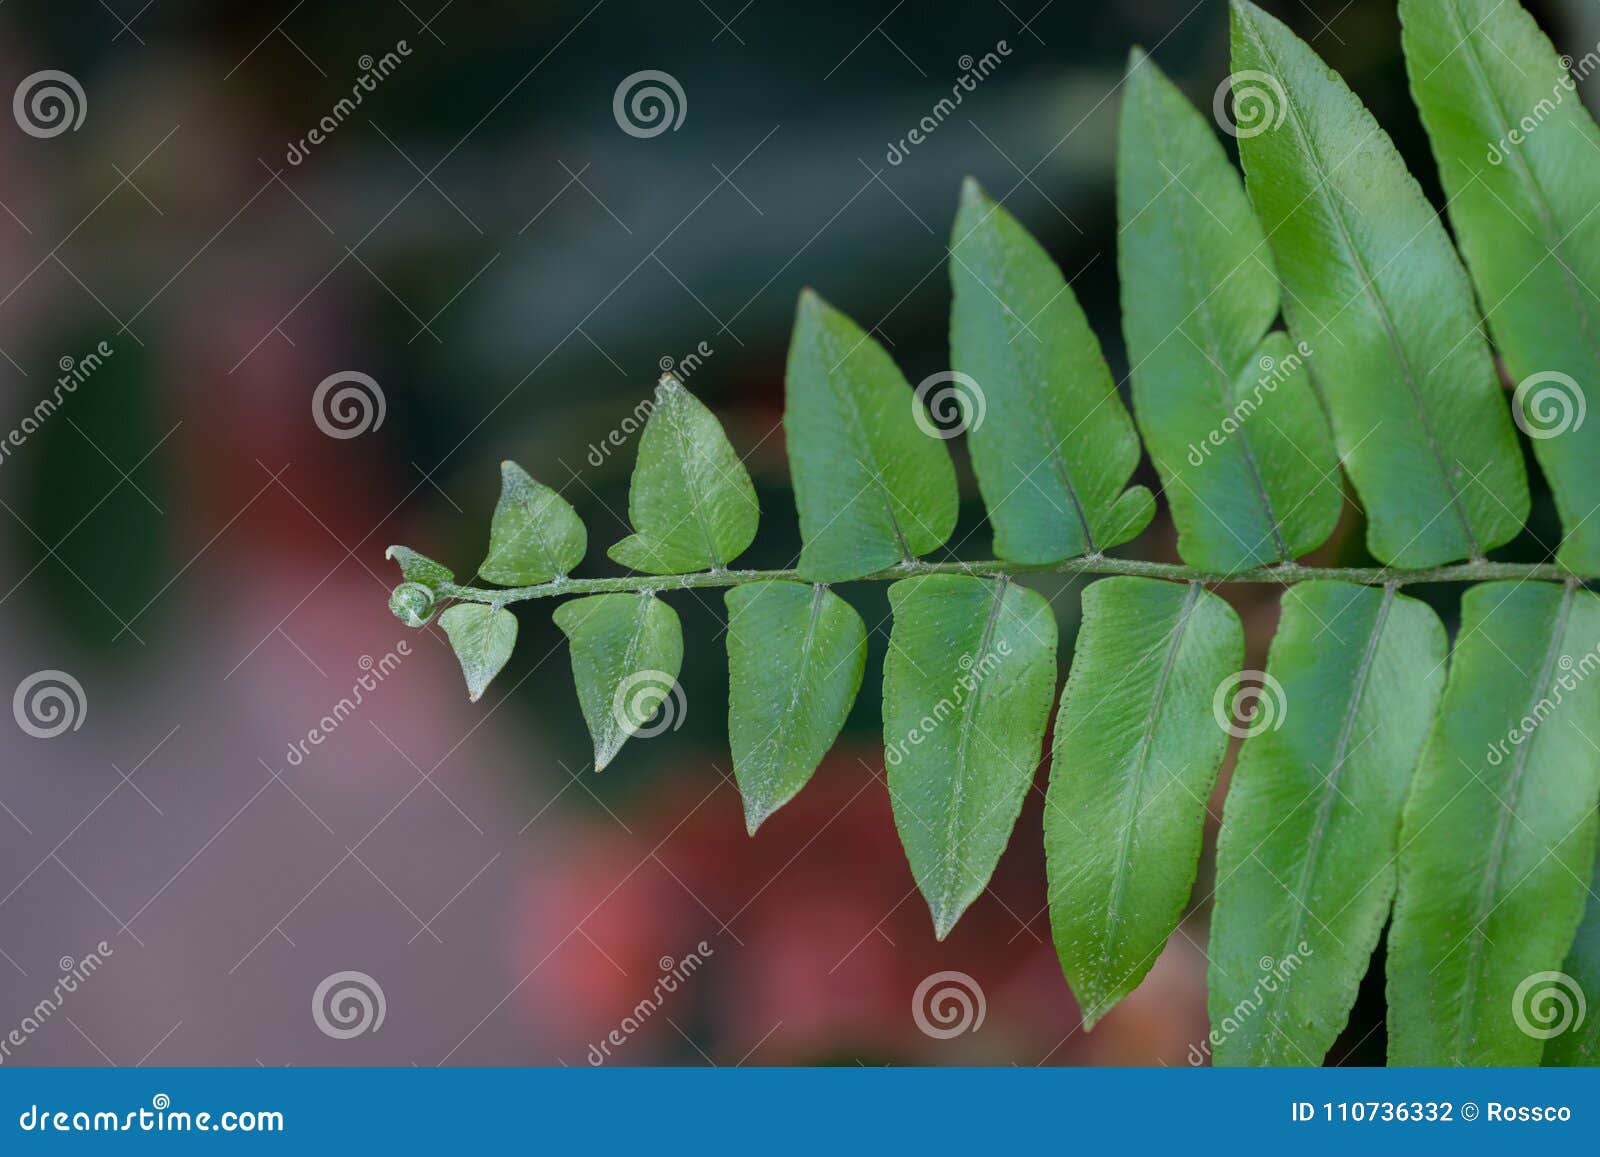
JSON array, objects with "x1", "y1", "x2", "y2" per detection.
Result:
[
  {"x1": 959, "y1": 174, "x2": 987, "y2": 208},
  {"x1": 1229, "y1": 0, "x2": 1273, "y2": 42},
  {"x1": 593, "y1": 736, "x2": 623, "y2": 773},
  {"x1": 794, "y1": 286, "x2": 829, "y2": 327},
  {"x1": 742, "y1": 799, "x2": 772, "y2": 837}
]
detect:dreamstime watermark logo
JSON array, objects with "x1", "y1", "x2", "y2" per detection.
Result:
[
  {"x1": 13, "y1": 670, "x2": 86, "y2": 739},
  {"x1": 312, "y1": 370, "x2": 386, "y2": 439},
  {"x1": 1213, "y1": 70, "x2": 1286, "y2": 138},
  {"x1": 885, "y1": 41, "x2": 1012, "y2": 165},
  {"x1": 1512, "y1": 371, "x2": 1585, "y2": 440},
  {"x1": 586, "y1": 941, "x2": 715, "y2": 1064},
  {"x1": 1485, "y1": 640, "x2": 1600, "y2": 766},
  {"x1": 658, "y1": 342, "x2": 712, "y2": 383},
  {"x1": 286, "y1": 41, "x2": 412, "y2": 165},
  {"x1": 587, "y1": 357, "x2": 711, "y2": 468},
  {"x1": 912, "y1": 970, "x2": 986, "y2": 1039},
  {"x1": 0, "y1": 340, "x2": 113, "y2": 470},
  {"x1": 312, "y1": 970, "x2": 386, "y2": 1039},
  {"x1": 1186, "y1": 341, "x2": 1313, "y2": 465},
  {"x1": 913, "y1": 371, "x2": 986, "y2": 439},
  {"x1": 1189, "y1": 944, "x2": 1313, "y2": 1064},
  {"x1": 0, "y1": 941, "x2": 114, "y2": 1065},
  {"x1": 1487, "y1": 42, "x2": 1600, "y2": 163},
  {"x1": 886, "y1": 643, "x2": 1011, "y2": 767},
  {"x1": 613, "y1": 70, "x2": 686, "y2": 138},
  {"x1": 17, "y1": 1095, "x2": 283, "y2": 1134},
  {"x1": 1512, "y1": 970, "x2": 1586, "y2": 1041},
  {"x1": 284, "y1": 644, "x2": 411, "y2": 767},
  {"x1": 611, "y1": 669, "x2": 686, "y2": 740},
  {"x1": 13, "y1": 70, "x2": 86, "y2": 138},
  {"x1": 1212, "y1": 669, "x2": 1286, "y2": 739}
]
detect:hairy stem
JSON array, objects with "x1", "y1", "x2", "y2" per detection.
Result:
[{"x1": 433, "y1": 556, "x2": 1589, "y2": 607}]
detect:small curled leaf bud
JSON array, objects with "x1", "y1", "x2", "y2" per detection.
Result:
[{"x1": 389, "y1": 582, "x2": 437, "y2": 627}]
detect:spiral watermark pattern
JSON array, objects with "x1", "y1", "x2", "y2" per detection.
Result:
[
  {"x1": 1213, "y1": 70, "x2": 1287, "y2": 139},
  {"x1": 611, "y1": 669, "x2": 686, "y2": 739},
  {"x1": 311, "y1": 370, "x2": 386, "y2": 439},
  {"x1": 1512, "y1": 371, "x2": 1585, "y2": 440},
  {"x1": 912, "y1": 970, "x2": 986, "y2": 1039},
  {"x1": 913, "y1": 371, "x2": 986, "y2": 439},
  {"x1": 13, "y1": 670, "x2": 86, "y2": 739},
  {"x1": 1212, "y1": 669, "x2": 1287, "y2": 739},
  {"x1": 1512, "y1": 970, "x2": 1586, "y2": 1040},
  {"x1": 312, "y1": 970, "x2": 386, "y2": 1039},
  {"x1": 13, "y1": 70, "x2": 86, "y2": 138},
  {"x1": 613, "y1": 70, "x2": 686, "y2": 138}
]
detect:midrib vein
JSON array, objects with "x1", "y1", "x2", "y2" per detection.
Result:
[
  {"x1": 1249, "y1": 18, "x2": 1480, "y2": 556},
  {"x1": 764, "y1": 584, "x2": 827, "y2": 765},
  {"x1": 938, "y1": 577, "x2": 1010, "y2": 921},
  {"x1": 1141, "y1": 86, "x2": 1288, "y2": 562},
  {"x1": 1443, "y1": 0, "x2": 1600, "y2": 368},
  {"x1": 828, "y1": 340, "x2": 915, "y2": 562},
  {"x1": 1269, "y1": 584, "x2": 1396, "y2": 1037},
  {"x1": 1455, "y1": 581, "x2": 1576, "y2": 1058},
  {"x1": 1102, "y1": 581, "x2": 1203, "y2": 966},
  {"x1": 664, "y1": 393, "x2": 724, "y2": 569},
  {"x1": 977, "y1": 235, "x2": 1098, "y2": 554}
]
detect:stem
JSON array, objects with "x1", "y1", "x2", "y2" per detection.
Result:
[{"x1": 437, "y1": 556, "x2": 1590, "y2": 606}]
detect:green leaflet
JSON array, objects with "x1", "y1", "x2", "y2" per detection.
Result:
[
  {"x1": 385, "y1": 545, "x2": 453, "y2": 588},
  {"x1": 480, "y1": 460, "x2": 587, "y2": 585},
  {"x1": 439, "y1": 603, "x2": 518, "y2": 703},
  {"x1": 1209, "y1": 582, "x2": 1446, "y2": 1065},
  {"x1": 950, "y1": 179, "x2": 1155, "y2": 564},
  {"x1": 1389, "y1": 581, "x2": 1600, "y2": 1065},
  {"x1": 1400, "y1": 0, "x2": 1600, "y2": 573},
  {"x1": 1231, "y1": 0, "x2": 1528, "y2": 568},
  {"x1": 883, "y1": 573, "x2": 1058, "y2": 939},
  {"x1": 783, "y1": 291, "x2": 959, "y2": 581},
  {"x1": 1045, "y1": 577, "x2": 1242, "y2": 1028},
  {"x1": 552, "y1": 593, "x2": 685, "y2": 771},
  {"x1": 725, "y1": 581, "x2": 867, "y2": 834},
  {"x1": 1543, "y1": 839, "x2": 1600, "y2": 1065},
  {"x1": 608, "y1": 375, "x2": 759, "y2": 574},
  {"x1": 1117, "y1": 54, "x2": 1340, "y2": 573}
]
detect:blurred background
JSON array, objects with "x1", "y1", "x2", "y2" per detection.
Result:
[{"x1": 0, "y1": 0, "x2": 1591, "y2": 1066}]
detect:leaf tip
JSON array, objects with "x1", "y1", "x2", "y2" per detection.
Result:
[
  {"x1": 931, "y1": 906, "x2": 960, "y2": 942},
  {"x1": 742, "y1": 797, "x2": 779, "y2": 837},
  {"x1": 593, "y1": 740, "x2": 622, "y2": 773},
  {"x1": 795, "y1": 286, "x2": 830, "y2": 325},
  {"x1": 958, "y1": 174, "x2": 989, "y2": 209},
  {"x1": 1230, "y1": 0, "x2": 1265, "y2": 31}
]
